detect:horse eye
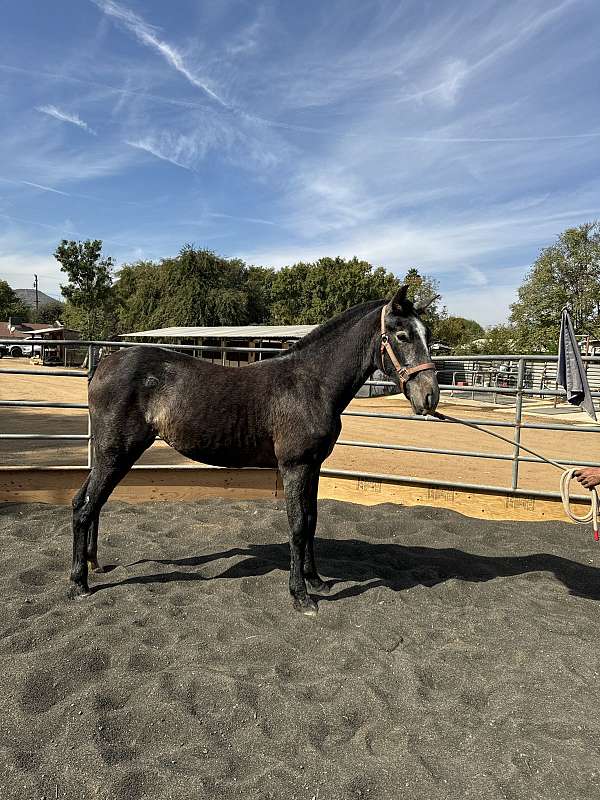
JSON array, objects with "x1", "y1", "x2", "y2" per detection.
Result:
[{"x1": 395, "y1": 331, "x2": 409, "y2": 342}]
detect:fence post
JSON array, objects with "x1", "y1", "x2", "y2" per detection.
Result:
[
  {"x1": 87, "y1": 345, "x2": 94, "y2": 470},
  {"x1": 511, "y1": 357, "x2": 525, "y2": 491}
]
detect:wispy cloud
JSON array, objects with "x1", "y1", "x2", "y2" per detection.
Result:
[
  {"x1": 226, "y1": 6, "x2": 268, "y2": 57},
  {"x1": 208, "y1": 212, "x2": 276, "y2": 226},
  {"x1": 396, "y1": 59, "x2": 468, "y2": 107},
  {"x1": 394, "y1": 1, "x2": 577, "y2": 109},
  {"x1": 0, "y1": 62, "x2": 217, "y2": 113},
  {"x1": 387, "y1": 133, "x2": 600, "y2": 144},
  {"x1": 0, "y1": 176, "x2": 73, "y2": 196},
  {"x1": 125, "y1": 110, "x2": 284, "y2": 174},
  {"x1": 90, "y1": 0, "x2": 227, "y2": 105},
  {"x1": 0, "y1": 211, "x2": 77, "y2": 233},
  {"x1": 125, "y1": 138, "x2": 190, "y2": 169},
  {"x1": 36, "y1": 104, "x2": 97, "y2": 134}
]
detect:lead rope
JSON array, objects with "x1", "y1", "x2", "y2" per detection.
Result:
[{"x1": 427, "y1": 411, "x2": 599, "y2": 541}]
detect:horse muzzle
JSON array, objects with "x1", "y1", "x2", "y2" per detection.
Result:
[{"x1": 404, "y1": 367, "x2": 439, "y2": 416}]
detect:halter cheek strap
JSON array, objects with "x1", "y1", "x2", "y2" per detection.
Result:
[{"x1": 380, "y1": 306, "x2": 435, "y2": 391}]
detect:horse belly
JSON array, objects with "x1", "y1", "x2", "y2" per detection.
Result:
[
  {"x1": 149, "y1": 390, "x2": 276, "y2": 468},
  {"x1": 158, "y1": 416, "x2": 276, "y2": 468},
  {"x1": 175, "y1": 441, "x2": 277, "y2": 469}
]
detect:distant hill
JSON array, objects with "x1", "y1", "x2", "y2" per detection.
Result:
[{"x1": 14, "y1": 288, "x2": 63, "y2": 309}]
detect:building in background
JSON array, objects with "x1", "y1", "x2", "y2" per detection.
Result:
[{"x1": 0, "y1": 317, "x2": 79, "y2": 363}]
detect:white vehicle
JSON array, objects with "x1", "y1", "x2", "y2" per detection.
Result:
[{"x1": 8, "y1": 342, "x2": 43, "y2": 358}]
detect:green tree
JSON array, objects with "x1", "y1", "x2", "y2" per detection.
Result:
[
  {"x1": 435, "y1": 316, "x2": 484, "y2": 350},
  {"x1": 114, "y1": 247, "x2": 267, "y2": 333},
  {"x1": 29, "y1": 299, "x2": 65, "y2": 325},
  {"x1": 402, "y1": 268, "x2": 444, "y2": 324},
  {"x1": 510, "y1": 222, "x2": 600, "y2": 353},
  {"x1": 468, "y1": 324, "x2": 517, "y2": 355},
  {"x1": 161, "y1": 246, "x2": 251, "y2": 326},
  {"x1": 55, "y1": 240, "x2": 116, "y2": 339},
  {"x1": 113, "y1": 260, "x2": 163, "y2": 333},
  {"x1": 111, "y1": 249, "x2": 446, "y2": 335},
  {"x1": 269, "y1": 257, "x2": 401, "y2": 324},
  {"x1": 246, "y1": 266, "x2": 275, "y2": 323},
  {"x1": 0, "y1": 280, "x2": 30, "y2": 320}
]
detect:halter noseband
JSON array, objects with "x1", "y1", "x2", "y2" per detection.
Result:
[{"x1": 379, "y1": 306, "x2": 435, "y2": 391}]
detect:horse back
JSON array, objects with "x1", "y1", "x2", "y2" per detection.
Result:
[{"x1": 90, "y1": 346, "x2": 278, "y2": 467}]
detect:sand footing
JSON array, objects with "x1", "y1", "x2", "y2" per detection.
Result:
[{"x1": 2, "y1": 498, "x2": 600, "y2": 799}]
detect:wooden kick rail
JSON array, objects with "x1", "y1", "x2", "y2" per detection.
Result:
[{"x1": 0, "y1": 466, "x2": 591, "y2": 523}]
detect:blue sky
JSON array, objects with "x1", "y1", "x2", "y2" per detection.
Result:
[{"x1": 1, "y1": 0, "x2": 599, "y2": 324}]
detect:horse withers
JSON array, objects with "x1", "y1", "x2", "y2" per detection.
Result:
[{"x1": 70, "y1": 286, "x2": 439, "y2": 614}]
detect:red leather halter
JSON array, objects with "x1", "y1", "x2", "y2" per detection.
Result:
[{"x1": 379, "y1": 306, "x2": 435, "y2": 391}]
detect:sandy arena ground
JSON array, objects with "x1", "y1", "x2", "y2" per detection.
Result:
[
  {"x1": 2, "y1": 498, "x2": 600, "y2": 799},
  {"x1": 0, "y1": 359, "x2": 598, "y2": 494}
]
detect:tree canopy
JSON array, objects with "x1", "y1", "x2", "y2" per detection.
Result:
[
  {"x1": 269, "y1": 257, "x2": 401, "y2": 324},
  {"x1": 0, "y1": 280, "x2": 29, "y2": 321},
  {"x1": 435, "y1": 316, "x2": 484, "y2": 349},
  {"x1": 114, "y1": 247, "x2": 270, "y2": 332},
  {"x1": 510, "y1": 222, "x2": 600, "y2": 353},
  {"x1": 29, "y1": 299, "x2": 65, "y2": 325},
  {"x1": 112, "y1": 251, "x2": 426, "y2": 332},
  {"x1": 55, "y1": 239, "x2": 116, "y2": 339}
]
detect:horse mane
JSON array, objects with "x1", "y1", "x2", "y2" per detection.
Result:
[{"x1": 290, "y1": 299, "x2": 385, "y2": 352}]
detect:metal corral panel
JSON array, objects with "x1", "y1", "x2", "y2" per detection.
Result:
[{"x1": 121, "y1": 325, "x2": 317, "y2": 339}]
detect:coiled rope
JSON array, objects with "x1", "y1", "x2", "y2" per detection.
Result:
[{"x1": 427, "y1": 411, "x2": 599, "y2": 540}]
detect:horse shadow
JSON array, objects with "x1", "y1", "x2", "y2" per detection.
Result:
[{"x1": 96, "y1": 538, "x2": 600, "y2": 603}]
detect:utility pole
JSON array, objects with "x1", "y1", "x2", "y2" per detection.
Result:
[{"x1": 34, "y1": 274, "x2": 39, "y2": 312}]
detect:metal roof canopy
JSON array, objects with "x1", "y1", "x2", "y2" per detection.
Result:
[
  {"x1": 28, "y1": 326, "x2": 79, "y2": 336},
  {"x1": 121, "y1": 325, "x2": 316, "y2": 339}
]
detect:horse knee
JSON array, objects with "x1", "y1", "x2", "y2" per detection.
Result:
[
  {"x1": 73, "y1": 498, "x2": 94, "y2": 534},
  {"x1": 72, "y1": 486, "x2": 90, "y2": 513}
]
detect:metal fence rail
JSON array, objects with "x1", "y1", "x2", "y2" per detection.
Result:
[{"x1": 1, "y1": 338, "x2": 599, "y2": 503}]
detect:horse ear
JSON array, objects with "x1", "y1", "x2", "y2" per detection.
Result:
[
  {"x1": 414, "y1": 294, "x2": 440, "y2": 314},
  {"x1": 390, "y1": 285, "x2": 408, "y2": 313}
]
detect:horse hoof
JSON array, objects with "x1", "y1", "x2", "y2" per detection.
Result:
[
  {"x1": 68, "y1": 583, "x2": 91, "y2": 600},
  {"x1": 88, "y1": 561, "x2": 105, "y2": 574},
  {"x1": 294, "y1": 597, "x2": 318, "y2": 616}
]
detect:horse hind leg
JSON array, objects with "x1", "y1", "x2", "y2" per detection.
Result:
[{"x1": 70, "y1": 432, "x2": 154, "y2": 597}]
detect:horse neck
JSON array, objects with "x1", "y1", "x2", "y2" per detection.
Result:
[{"x1": 292, "y1": 307, "x2": 381, "y2": 412}]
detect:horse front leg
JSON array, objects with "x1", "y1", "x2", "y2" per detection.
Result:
[
  {"x1": 86, "y1": 511, "x2": 104, "y2": 573},
  {"x1": 280, "y1": 463, "x2": 319, "y2": 616}
]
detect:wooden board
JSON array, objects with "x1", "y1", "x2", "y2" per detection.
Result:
[
  {"x1": 0, "y1": 466, "x2": 589, "y2": 524},
  {"x1": 0, "y1": 466, "x2": 282, "y2": 505},
  {"x1": 318, "y1": 474, "x2": 589, "y2": 524}
]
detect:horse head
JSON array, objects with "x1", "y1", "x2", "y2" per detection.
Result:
[{"x1": 377, "y1": 285, "x2": 440, "y2": 416}]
